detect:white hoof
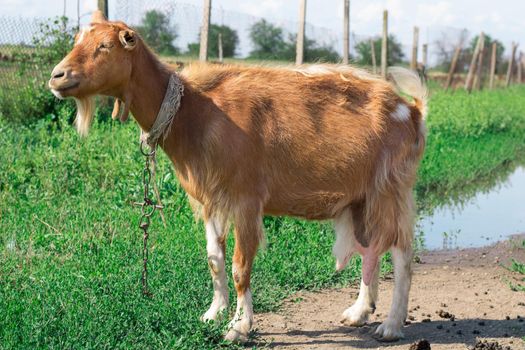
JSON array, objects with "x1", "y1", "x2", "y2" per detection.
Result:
[
  {"x1": 224, "y1": 318, "x2": 251, "y2": 343},
  {"x1": 224, "y1": 328, "x2": 248, "y2": 343},
  {"x1": 200, "y1": 305, "x2": 226, "y2": 322},
  {"x1": 340, "y1": 304, "x2": 374, "y2": 327},
  {"x1": 374, "y1": 320, "x2": 404, "y2": 342}
]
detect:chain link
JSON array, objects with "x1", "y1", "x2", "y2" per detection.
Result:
[{"x1": 134, "y1": 140, "x2": 163, "y2": 297}]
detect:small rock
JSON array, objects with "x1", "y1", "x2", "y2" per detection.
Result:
[
  {"x1": 408, "y1": 339, "x2": 431, "y2": 350},
  {"x1": 436, "y1": 324, "x2": 443, "y2": 330},
  {"x1": 478, "y1": 321, "x2": 485, "y2": 326},
  {"x1": 422, "y1": 318, "x2": 431, "y2": 323},
  {"x1": 505, "y1": 315, "x2": 510, "y2": 320},
  {"x1": 438, "y1": 309, "x2": 454, "y2": 319}
]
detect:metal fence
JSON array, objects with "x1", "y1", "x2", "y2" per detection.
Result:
[
  {"x1": 0, "y1": 1, "x2": 518, "y2": 99},
  {"x1": 114, "y1": 0, "x2": 344, "y2": 59}
]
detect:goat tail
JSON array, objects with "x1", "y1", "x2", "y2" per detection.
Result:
[{"x1": 388, "y1": 67, "x2": 428, "y2": 120}]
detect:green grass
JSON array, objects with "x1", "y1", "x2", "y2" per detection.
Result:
[
  {"x1": 416, "y1": 86, "x2": 525, "y2": 211},
  {"x1": 0, "y1": 115, "x2": 388, "y2": 349},
  {"x1": 508, "y1": 259, "x2": 525, "y2": 292},
  {"x1": 2, "y1": 85, "x2": 525, "y2": 348}
]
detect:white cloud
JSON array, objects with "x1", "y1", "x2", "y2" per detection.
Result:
[{"x1": 416, "y1": 1, "x2": 455, "y2": 26}]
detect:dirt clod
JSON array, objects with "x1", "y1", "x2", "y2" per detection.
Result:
[
  {"x1": 472, "y1": 340, "x2": 506, "y2": 350},
  {"x1": 437, "y1": 309, "x2": 455, "y2": 319},
  {"x1": 408, "y1": 339, "x2": 431, "y2": 350},
  {"x1": 421, "y1": 318, "x2": 431, "y2": 323}
]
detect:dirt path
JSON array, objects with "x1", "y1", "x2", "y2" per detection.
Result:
[{"x1": 253, "y1": 235, "x2": 525, "y2": 349}]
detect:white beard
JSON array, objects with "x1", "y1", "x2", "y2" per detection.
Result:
[{"x1": 73, "y1": 96, "x2": 95, "y2": 136}]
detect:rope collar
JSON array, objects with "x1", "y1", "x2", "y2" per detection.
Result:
[{"x1": 141, "y1": 74, "x2": 184, "y2": 147}]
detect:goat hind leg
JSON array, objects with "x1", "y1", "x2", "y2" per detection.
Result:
[
  {"x1": 374, "y1": 245, "x2": 412, "y2": 341},
  {"x1": 341, "y1": 259, "x2": 379, "y2": 326}
]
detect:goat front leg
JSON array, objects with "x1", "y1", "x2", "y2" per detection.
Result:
[
  {"x1": 224, "y1": 202, "x2": 262, "y2": 343},
  {"x1": 374, "y1": 245, "x2": 412, "y2": 341},
  {"x1": 201, "y1": 215, "x2": 229, "y2": 322}
]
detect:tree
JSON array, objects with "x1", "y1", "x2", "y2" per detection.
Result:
[
  {"x1": 136, "y1": 10, "x2": 178, "y2": 55},
  {"x1": 355, "y1": 35, "x2": 405, "y2": 66},
  {"x1": 249, "y1": 19, "x2": 340, "y2": 62},
  {"x1": 433, "y1": 29, "x2": 469, "y2": 72},
  {"x1": 249, "y1": 19, "x2": 286, "y2": 59},
  {"x1": 187, "y1": 24, "x2": 239, "y2": 58},
  {"x1": 469, "y1": 34, "x2": 505, "y2": 71}
]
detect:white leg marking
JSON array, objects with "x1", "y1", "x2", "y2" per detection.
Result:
[
  {"x1": 375, "y1": 246, "x2": 412, "y2": 341},
  {"x1": 391, "y1": 103, "x2": 411, "y2": 122},
  {"x1": 332, "y1": 208, "x2": 356, "y2": 271},
  {"x1": 201, "y1": 217, "x2": 229, "y2": 322},
  {"x1": 341, "y1": 263, "x2": 379, "y2": 326},
  {"x1": 225, "y1": 288, "x2": 253, "y2": 342}
]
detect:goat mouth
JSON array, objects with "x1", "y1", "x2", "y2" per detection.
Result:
[{"x1": 52, "y1": 81, "x2": 80, "y2": 92}]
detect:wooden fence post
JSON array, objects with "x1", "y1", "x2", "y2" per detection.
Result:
[
  {"x1": 370, "y1": 39, "x2": 377, "y2": 74},
  {"x1": 473, "y1": 32, "x2": 485, "y2": 90},
  {"x1": 445, "y1": 44, "x2": 461, "y2": 90},
  {"x1": 489, "y1": 42, "x2": 497, "y2": 89},
  {"x1": 517, "y1": 51, "x2": 523, "y2": 84},
  {"x1": 422, "y1": 44, "x2": 428, "y2": 68},
  {"x1": 506, "y1": 42, "x2": 518, "y2": 87},
  {"x1": 199, "y1": 0, "x2": 212, "y2": 62},
  {"x1": 465, "y1": 33, "x2": 483, "y2": 92},
  {"x1": 218, "y1": 33, "x2": 223, "y2": 62},
  {"x1": 97, "y1": 0, "x2": 108, "y2": 18},
  {"x1": 343, "y1": 0, "x2": 350, "y2": 64},
  {"x1": 411, "y1": 26, "x2": 419, "y2": 70},
  {"x1": 381, "y1": 10, "x2": 388, "y2": 78},
  {"x1": 296, "y1": 0, "x2": 307, "y2": 65}
]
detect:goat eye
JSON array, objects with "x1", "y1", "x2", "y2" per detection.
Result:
[{"x1": 98, "y1": 42, "x2": 113, "y2": 50}]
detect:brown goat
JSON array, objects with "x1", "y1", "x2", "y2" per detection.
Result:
[{"x1": 48, "y1": 11, "x2": 427, "y2": 342}]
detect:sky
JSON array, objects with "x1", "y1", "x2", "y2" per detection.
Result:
[{"x1": 1, "y1": 0, "x2": 523, "y2": 58}]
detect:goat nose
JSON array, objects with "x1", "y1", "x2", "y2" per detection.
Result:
[{"x1": 52, "y1": 70, "x2": 65, "y2": 79}]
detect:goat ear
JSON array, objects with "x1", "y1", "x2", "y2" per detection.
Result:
[
  {"x1": 91, "y1": 10, "x2": 107, "y2": 23},
  {"x1": 119, "y1": 30, "x2": 137, "y2": 50}
]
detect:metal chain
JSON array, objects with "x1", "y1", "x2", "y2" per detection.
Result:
[{"x1": 134, "y1": 140, "x2": 163, "y2": 297}]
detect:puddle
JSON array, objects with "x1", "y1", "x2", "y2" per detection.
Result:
[{"x1": 418, "y1": 166, "x2": 525, "y2": 250}]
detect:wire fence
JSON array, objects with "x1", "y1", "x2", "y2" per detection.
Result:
[{"x1": 0, "y1": 0, "x2": 522, "y2": 102}]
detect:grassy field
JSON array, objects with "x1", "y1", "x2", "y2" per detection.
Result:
[{"x1": 1, "y1": 85, "x2": 525, "y2": 349}]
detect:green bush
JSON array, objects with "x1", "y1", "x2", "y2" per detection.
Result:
[{"x1": 0, "y1": 17, "x2": 76, "y2": 124}]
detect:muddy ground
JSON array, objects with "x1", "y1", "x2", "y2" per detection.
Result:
[{"x1": 253, "y1": 235, "x2": 525, "y2": 349}]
